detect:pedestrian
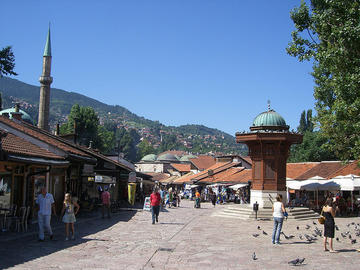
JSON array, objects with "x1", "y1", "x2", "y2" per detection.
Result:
[
  {"x1": 165, "y1": 192, "x2": 171, "y2": 208},
  {"x1": 101, "y1": 186, "x2": 111, "y2": 218},
  {"x1": 150, "y1": 188, "x2": 161, "y2": 224},
  {"x1": 271, "y1": 194, "x2": 286, "y2": 245},
  {"x1": 322, "y1": 197, "x2": 337, "y2": 252},
  {"x1": 195, "y1": 189, "x2": 201, "y2": 208},
  {"x1": 210, "y1": 190, "x2": 216, "y2": 207},
  {"x1": 35, "y1": 186, "x2": 56, "y2": 241},
  {"x1": 177, "y1": 191, "x2": 181, "y2": 207},
  {"x1": 160, "y1": 187, "x2": 165, "y2": 209},
  {"x1": 60, "y1": 193, "x2": 80, "y2": 240}
]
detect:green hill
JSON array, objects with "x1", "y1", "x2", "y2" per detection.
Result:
[{"x1": 0, "y1": 77, "x2": 246, "y2": 155}]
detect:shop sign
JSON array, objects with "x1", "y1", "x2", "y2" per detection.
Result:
[
  {"x1": 143, "y1": 197, "x2": 151, "y2": 211},
  {"x1": 128, "y1": 171, "x2": 137, "y2": 182},
  {"x1": 95, "y1": 175, "x2": 103, "y2": 183},
  {"x1": 88, "y1": 176, "x2": 95, "y2": 182}
]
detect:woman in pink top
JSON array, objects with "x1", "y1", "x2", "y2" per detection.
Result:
[{"x1": 101, "y1": 186, "x2": 111, "y2": 218}]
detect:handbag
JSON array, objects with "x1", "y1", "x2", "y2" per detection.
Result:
[{"x1": 318, "y1": 209, "x2": 326, "y2": 224}]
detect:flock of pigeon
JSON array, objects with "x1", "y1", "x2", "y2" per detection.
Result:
[{"x1": 251, "y1": 221, "x2": 360, "y2": 266}]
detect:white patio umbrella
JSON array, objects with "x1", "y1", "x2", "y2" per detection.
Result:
[
  {"x1": 331, "y1": 174, "x2": 360, "y2": 210},
  {"x1": 229, "y1": 183, "x2": 248, "y2": 190}
]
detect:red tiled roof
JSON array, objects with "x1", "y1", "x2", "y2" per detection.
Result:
[
  {"x1": 286, "y1": 162, "x2": 319, "y2": 179},
  {"x1": 146, "y1": 172, "x2": 171, "y2": 182},
  {"x1": 328, "y1": 160, "x2": 360, "y2": 178},
  {"x1": 172, "y1": 172, "x2": 195, "y2": 184},
  {"x1": 198, "y1": 166, "x2": 245, "y2": 184},
  {"x1": 189, "y1": 155, "x2": 216, "y2": 170},
  {"x1": 2, "y1": 132, "x2": 64, "y2": 160},
  {"x1": 170, "y1": 163, "x2": 191, "y2": 172},
  {"x1": 295, "y1": 161, "x2": 345, "y2": 180},
  {"x1": 0, "y1": 116, "x2": 90, "y2": 158},
  {"x1": 226, "y1": 169, "x2": 252, "y2": 183}
]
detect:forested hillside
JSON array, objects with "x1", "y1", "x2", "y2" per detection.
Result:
[{"x1": 0, "y1": 77, "x2": 247, "y2": 157}]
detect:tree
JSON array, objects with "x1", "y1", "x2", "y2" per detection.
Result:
[
  {"x1": 137, "y1": 139, "x2": 155, "y2": 160},
  {"x1": 288, "y1": 0, "x2": 360, "y2": 160},
  {"x1": 60, "y1": 104, "x2": 103, "y2": 149},
  {"x1": 0, "y1": 46, "x2": 18, "y2": 77},
  {"x1": 297, "y1": 109, "x2": 314, "y2": 133},
  {"x1": 289, "y1": 131, "x2": 337, "y2": 162},
  {"x1": 119, "y1": 132, "x2": 137, "y2": 162}
]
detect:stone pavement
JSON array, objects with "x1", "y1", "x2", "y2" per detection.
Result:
[{"x1": 1, "y1": 200, "x2": 360, "y2": 270}]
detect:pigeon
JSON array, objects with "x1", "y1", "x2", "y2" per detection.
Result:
[
  {"x1": 252, "y1": 233, "x2": 260, "y2": 238},
  {"x1": 305, "y1": 225, "x2": 310, "y2": 230},
  {"x1": 281, "y1": 232, "x2": 288, "y2": 239},
  {"x1": 335, "y1": 225, "x2": 339, "y2": 231},
  {"x1": 298, "y1": 258, "x2": 305, "y2": 265},
  {"x1": 262, "y1": 230, "x2": 268, "y2": 235},
  {"x1": 299, "y1": 234, "x2": 303, "y2": 240},
  {"x1": 351, "y1": 239, "x2": 357, "y2": 244},
  {"x1": 336, "y1": 237, "x2": 339, "y2": 241},
  {"x1": 304, "y1": 234, "x2": 315, "y2": 242},
  {"x1": 349, "y1": 235, "x2": 352, "y2": 239},
  {"x1": 313, "y1": 221, "x2": 317, "y2": 225},
  {"x1": 341, "y1": 233, "x2": 347, "y2": 238},
  {"x1": 288, "y1": 258, "x2": 299, "y2": 266},
  {"x1": 288, "y1": 258, "x2": 305, "y2": 266},
  {"x1": 257, "y1": 226, "x2": 261, "y2": 230},
  {"x1": 352, "y1": 222, "x2": 355, "y2": 225},
  {"x1": 296, "y1": 226, "x2": 299, "y2": 230},
  {"x1": 252, "y1": 252, "x2": 257, "y2": 260}
]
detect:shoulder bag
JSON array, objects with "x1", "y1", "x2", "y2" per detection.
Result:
[{"x1": 318, "y1": 208, "x2": 326, "y2": 224}]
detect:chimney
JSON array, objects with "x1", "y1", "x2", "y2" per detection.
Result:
[
  {"x1": 14, "y1": 103, "x2": 20, "y2": 112},
  {"x1": 11, "y1": 104, "x2": 23, "y2": 121}
]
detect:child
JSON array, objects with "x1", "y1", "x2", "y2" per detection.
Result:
[{"x1": 60, "y1": 193, "x2": 80, "y2": 240}]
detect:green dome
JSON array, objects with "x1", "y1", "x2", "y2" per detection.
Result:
[
  {"x1": 0, "y1": 108, "x2": 33, "y2": 124},
  {"x1": 141, "y1": 154, "x2": 157, "y2": 162},
  {"x1": 157, "y1": 153, "x2": 179, "y2": 162},
  {"x1": 179, "y1": 154, "x2": 197, "y2": 162},
  {"x1": 251, "y1": 109, "x2": 289, "y2": 132}
]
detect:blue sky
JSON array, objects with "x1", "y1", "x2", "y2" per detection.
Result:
[{"x1": 1, "y1": 0, "x2": 314, "y2": 136}]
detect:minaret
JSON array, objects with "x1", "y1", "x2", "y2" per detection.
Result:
[{"x1": 38, "y1": 26, "x2": 53, "y2": 131}]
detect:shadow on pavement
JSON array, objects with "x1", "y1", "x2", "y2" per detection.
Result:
[
  {"x1": 336, "y1": 248, "x2": 358, "y2": 253},
  {"x1": 0, "y1": 210, "x2": 136, "y2": 269}
]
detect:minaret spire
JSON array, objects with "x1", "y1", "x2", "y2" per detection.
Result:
[
  {"x1": 43, "y1": 25, "x2": 51, "y2": 57},
  {"x1": 38, "y1": 25, "x2": 53, "y2": 131}
]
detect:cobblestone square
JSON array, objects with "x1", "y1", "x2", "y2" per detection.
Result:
[{"x1": 1, "y1": 200, "x2": 360, "y2": 270}]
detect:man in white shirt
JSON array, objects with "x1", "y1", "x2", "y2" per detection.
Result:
[{"x1": 35, "y1": 187, "x2": 56, "y2": 241}]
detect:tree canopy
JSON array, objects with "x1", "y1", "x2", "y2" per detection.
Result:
[
  {"x1": 0, "y1": 46, "x2": 17, "y2": 77},
  {"x1": 288, "y1": 0, "x2": 360, "y2": 161}
]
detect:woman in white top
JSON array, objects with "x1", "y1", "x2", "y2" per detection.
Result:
[{"x1": 272, "y1": 194, "x2": 286, "y2": 244}]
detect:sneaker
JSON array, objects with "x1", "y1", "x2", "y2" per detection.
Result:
[
  {"x1": 275, "y1": 242, "x2": 281, "y2": 245},
  {"x1": 65, "y1": 237, "x2": 69, "y2": 241},
  {"x1": 152, "y1": 221, "x2": 155, "y2": 225},
  {"x1": 156, "y1": 217, "x2": 158, "y2": 223}
]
